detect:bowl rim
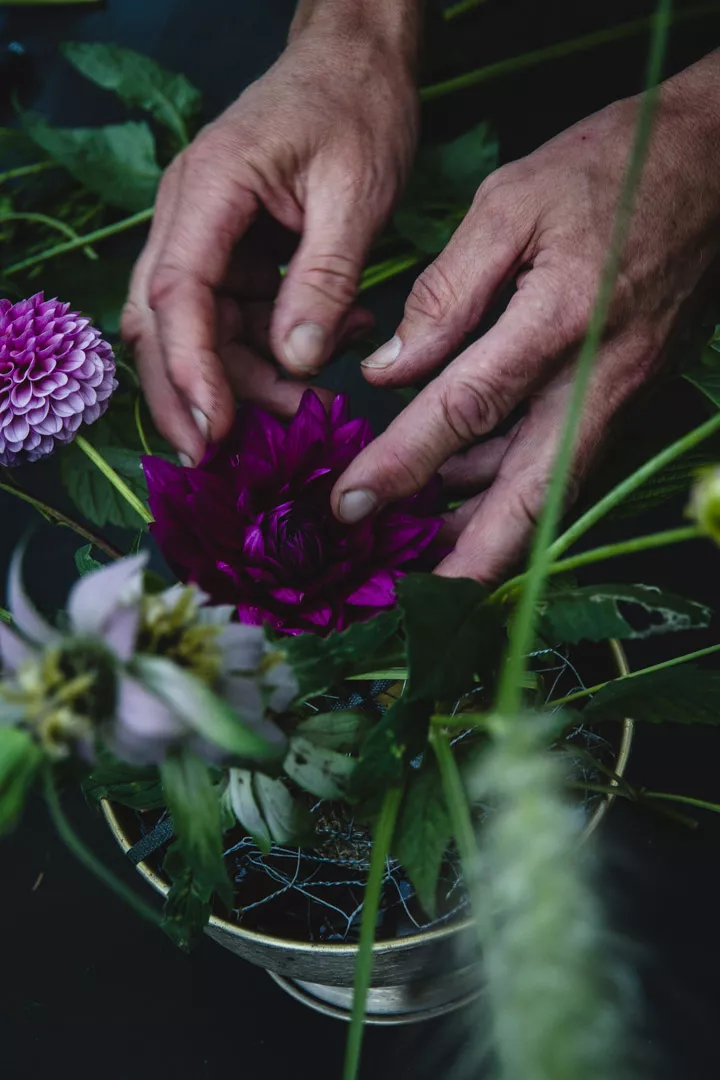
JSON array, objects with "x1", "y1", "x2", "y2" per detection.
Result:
[{"x1": 101, "y1": 638, "x2": 633, "y2": 957}]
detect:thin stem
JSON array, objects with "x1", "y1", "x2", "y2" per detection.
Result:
[
  {"x1": 549, "y1": 411, "x2": 720, "y2": 562},
  {"x1": 343, "y1": 785, "x2": 403, "y2": 1080},
  {"x1": 443, "y1": 0, "x2": 490, "y2": 20},
  {"x1": 0, "y1": 211, "x2": 97, "y2": 260},
  {"x1": 642, "y1": 790, "x2": 720, "y2": 815},
  {"x1": 548, "y1": 643, "x2": 720, "y2": 709},
  {"x1": 43, "y1": 765, "x2": 163, "y2": 927},
  {"x1": 496, "y1": 525, "x2": 703, "y2": 600},
  {"x1": 359, "y1": 253, "x2": 422, "y2": 292},
  {"x1": 0, "y1": 476, "x2": 123, "y2": 559},
  {"x1": 430, "y1": 727, "x2": 478, "y2": 870},
  {"x1": 134, "y1": 396, "x2": 152, "y2": 458},
  {"x1": 495, "y1": 0, "x2": 671, "y2": 717},
  {"x1": 420, "y1": 3, "x2": 718, "y2": 101},
  {"x1": 569, "y1": 781, "x2": 698, "y2": 827},
  {"x1": 75, "y1": 436, "x2": 153, "y2": 526},
  {"x1": 0, "y1": 161, "x2": 57, "y2": 185},
  {"x1": 3, "y1": 208, "x2": 153, "y2": 277}
]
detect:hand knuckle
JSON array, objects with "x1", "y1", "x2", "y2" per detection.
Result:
[
  {"x1": 437, "y1": 375, "x2": 505, "y2": 444},
  {"x1": 406, "y1": 262, "x2": 460, "y2": 325},
  {"x1": 299, "y1": 251, "x2": 359, "y2": 307},
  {"x1": 147, "y1": 265, "x2": 184, "y2": 313}
]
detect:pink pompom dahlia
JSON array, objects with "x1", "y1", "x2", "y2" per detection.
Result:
[
  {"x1": 143, "y1": 391, "x2": 444, "y2": 635},
  {"x1": 0, "y1": 292, "x2": 117, "y2": 466}
]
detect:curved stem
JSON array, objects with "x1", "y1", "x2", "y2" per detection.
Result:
[
  {"x1": 431, "y1": 727, "x2": 479, "y2": 870},
  {"x1": 443, "y1": 0, "x2": 490, "y2": 20},
  {"x1": 343, "y1": 785, "x2": 403, "y2": 1080},
  {"x1": 549, "y1": 412, "x2": 720, "y2": 562},
  {"x1": 134, "y1": 396, "x2": 152, "y2": 457},
  {"x1": 421, "y1": 3, "x2": 719, "y2": 101},
  {"x1": 0, "y1": 161, "x2": 57, "y2": 185},
  {"x1": 3, "y1": 208, "x2": 153, "y2": 277},
  {"x1": 359, "y1": 253, "x2": 422, "y2": 292},
  {"x1": 495, "y1": 0, "x2": 671, "y2": 717},
  {"x1": 642, "y1": 790, "x2": 720, "y2": 815},
  {"x1": 0, "y1": 476, "x2": 123, "y2": 559},
  {"x1": 43, "y1": 765, "x2": 163, "y2": 927},
  {"x1": 75, "y1": 436, "x2": 153, "y2": 526},
  {"x1": 547, "y1": 643, "x2": 720, "y2": 709},
  {"x1": 0, "y1": 211, "x2": 98, "y2": 260}
]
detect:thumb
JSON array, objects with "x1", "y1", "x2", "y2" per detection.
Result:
[{"x1": 271, "y1": 173, "x2": 378, "y2": 377}]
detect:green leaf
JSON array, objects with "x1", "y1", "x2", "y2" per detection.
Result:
[
  {"x1": 74, "y1": 544, "x2": 102, "y2": 577},
  {"x1": 0, "y1": 726, "x2": 42, "y2": 835},
  {"x1": 282, "y1": 609, "x2": 402, "y2": 699},
  {"x1": 398, "y1": 573, "x2": 505, "y2": 702},
  {"x1": 83, "y1": 755, "x2": 164, "y2": 811},
  {"x1": 161, "y1": 842, "x2": 212, "y2": 951},
  {"x1": 351, "y1": 696, "x2": 430, "y2": 808},
  {"x1": 160, "y1": 750, "x2": 232, "y2": 905},
  {"x1": 60, "y1": 395, "x2": 171, "y2": 531},
  {"x1": 133, "y1": 654, "x2": 284, "y2": 764},
  {"x1": 295, "y1": 710, "x2": 370, "y2": 753},
  {"x1": 394, "y1": 122, "x2": 498, "y2": 255},
  {"x1": 393, "y1": 756, "x2": 451, "y2": 917},
  {"x1": 227, "y1": 768, "x2": 311, "y2": 850},
  {"x1": 583, "y1": 666, "x2": 720, "y2": 726},
  {"x1": 22, "y1": 112, "x2": 161, "y2": 212},
  {"x1": 684, "y1": 327, "x2": 720, "y2": 409},
  {"x1": 538, "y1": 584, "x2": 711, "y2": 645},
  {"x1": 36, "y1": 255, "x2": 135, "y2": 334},
  {"x1": 283, "y1": 735, "x2": 356, "y2": 800},
  {"x1": 62, "y1": 42, "x2": 201, "y2": 147}
]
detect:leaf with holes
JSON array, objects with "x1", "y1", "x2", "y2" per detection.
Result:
[
  {"x1": 538, "y1": 584, "x2": 711, "y2": 645},
  {"x1": 284, "y1": 735, "x2": 356, "y2": 800},
  {"x1": 295, "y1": 711, "x2": 371, "y2": 753}
]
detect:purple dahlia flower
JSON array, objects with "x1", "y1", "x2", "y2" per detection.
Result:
[
  {"x1": 143, "y1": 391, "x2": 444, "y2": 635},
  {"x1": 0, "y1": 292, "x2": 117, "y2": 466}
]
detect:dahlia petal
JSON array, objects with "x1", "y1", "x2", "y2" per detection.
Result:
[
  {"x1": 345, "y1": 570, "x2": 397, "y2": 607},
  {"x1": 270, "y1": 587, "x2": 306, "y2": 605},
  {"x1": 3, "y1": 415, "x2": 29, "y2": 443},
  {"x1": 284, "y1": 390, "x2": 327, "y2": 470},
  {"x1": 330, "y1": 393, "x2": 351, "y2": 427}
]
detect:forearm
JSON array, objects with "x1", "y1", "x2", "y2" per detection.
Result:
[{"x1": 289, "y1": 0, "x2": 422, "y2": 70}]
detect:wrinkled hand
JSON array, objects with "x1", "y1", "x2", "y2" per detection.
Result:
[
  {"x1": 333, "y1": 56, "x2": 720, "y2": 584},
  {"x1": 122, "y1": 12, "x2": 418, "y2": 463}
]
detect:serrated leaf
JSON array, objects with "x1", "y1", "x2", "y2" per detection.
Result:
[
  {"x1": 74, "y1": 544, "x2": 102, "y2": 577},
  {"x1": 62, "y1": 42, "x2": 201, "y2": 146},
  {"x1": 282, "y1": 609, "x2": 402, "y2": 699},
  {"x1": 583, "y1": 666, "x2": 720, "y2": 726},
  {"x1": 0, "y1": 726, "x2": 42, "y2": 835},
  {"x1": 351, "y1": 696, "x2": 430, "y2": 808},
  {"x1": 295, "y1": 710, "x2": 370, "y2": 753},
  {"x1": 393, "y1": 756, "x2": 450, "y2": 917},
  {"x1": 161, "y1": 841, "x2": 212, "y2": 951},
  {"x1": 22, "y1": 112, "x2": 161, "y2": 212},
  {"x1": 398, "y1": 573, "x2": 504, "y2": 702},
  {"x1": 538, "y1": 584, "x2": 711, "y2": 645},
  {"x1": 83, "y1": 755, "x2": 164, "y2": 810},
  {"x1": 160, "y1": 750, "x2": 231, "y2": 905},
  {"x1": 133, "y1": 654, "x2": 284, "y2": 764},
  {"x1": 284, "y1": 735, "x2": 355, "y2": 800}
]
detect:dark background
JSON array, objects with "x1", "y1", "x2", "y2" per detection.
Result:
[{"x1": 2, "y1": 1, "x2": 720, "y2": 1077}]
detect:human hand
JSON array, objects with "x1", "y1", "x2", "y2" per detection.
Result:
[
  {"x1": 332, "y1": 54, "x2": 720, "y2": 584},
  {"x1": 122, "y1": 2, "x2": 420, "y2": 464}
]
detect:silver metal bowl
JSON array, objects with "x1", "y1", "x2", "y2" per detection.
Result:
[{"x1": 102, "y1": 640, "x2": 633, "y2": 1024}]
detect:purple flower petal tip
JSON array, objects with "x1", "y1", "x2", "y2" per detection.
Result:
[{"x1": 0, "y1": 293, "x2": 116, "y2": 466}]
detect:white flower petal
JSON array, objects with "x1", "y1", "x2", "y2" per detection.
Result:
[
  {"x1": 216, "y1": 623, "x2": 267, "y2": 672},
  {"x1": 8, "y1": 547, "x2": 58, "y2": 646},
  {"x1": 0, "y1": 621, "x2": 37, "y2": 673},
  {"x1": 111, "y1": 674, "x2": 185, "y2": 765},
  {"x1": 68, "y1": 553, "x2": 148, "y2": 639}
]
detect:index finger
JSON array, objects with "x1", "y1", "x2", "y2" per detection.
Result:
[{"x1": 147, "y1": 153, "x2": 260, "y2": 447}]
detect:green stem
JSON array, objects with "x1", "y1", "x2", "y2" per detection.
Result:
[
  {"x1": 569, "y1": 781, "x2": 698, "y2": 827},
  {"x1": 0, "y1": 211, "x2": 98, "y2": 260},
  {"x1": 430, "y1": 727, "x2": 478, "y2": 870},
  {"x1": 0, "y1": 161, "x2": 57, "y2": 185},
  {"x1": 134, "y1": 396, "x2": 152, "y2": 457},
  {"x1": 343, "y1": 785, "x2": 403, "y2": 1080},
  {"x1": 443, "y1": 0, "x2": 490, "y2": 20},
  {"x1": 359, "y1": 253, "x2": 422, "y2": 292},
  {"x1": 0, "y1": 476, "x2": 123, "y2": 559},
  {"x1": 495, "y1": 0, "x2": 671, "y2": 717},
  {"x1": 43, "y1": 765, "x2": 162, "y2": 927},
  {"x1": 642, "y1": 790, "x2": 720, "y2": 815},
  {"x1": 3, "y1": 208, "x2": 153, "y2": 277},
  {"x1": 548, "y1": 642, "x2": 720, "y2": 709},
  {"x1": 75, "y1": 436, "x2": 154, "y2": 526},
  {"x1": 496, "y1": 525, "x2": 703, "y2": 601},
  {"x1": 420, "y1": 3, "x2": 718, "y2": 100},
  {"x1": 549, "y1": 411, "x2": 720, "y2": 562}
]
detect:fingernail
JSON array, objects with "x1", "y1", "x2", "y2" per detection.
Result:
[
  {"x1": 191, "y1": 406, "x2": 210, "y2": 440},
  {"x1": 337, "y1": 489, "x2": 377, "y2": 524},
  {"x1": 361, "y1": 335, "x2": 402, "y2": 370},
  {"x1": 284, "y1": 322, "x2": 327, "y2": 374},
  {"x1": 178, "y1": 453, "x2": 193, "y2": 468}
]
